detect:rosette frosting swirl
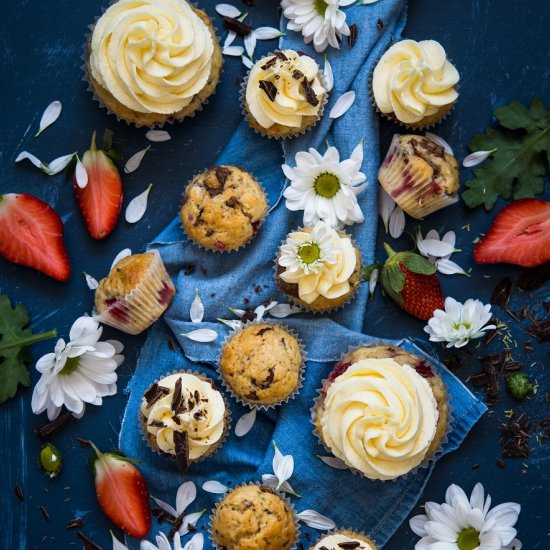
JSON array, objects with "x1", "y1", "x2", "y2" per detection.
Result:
[
  {"x1": 320, "y1": 358, "x2": 439, "y2": 480},
  {"x1": 246, "y1": 49, "x2": 326, "y2": 129},
  {"x1": 313, "y1": 534, "x2": 375, "y2": 550},
  {"x1": 372, "y1": 39, "x2": 459, "y2": 124},
  {"x1": 141, "y1": 373, "x2": 226, "y2": 459},
  {"x1": 90, "y1": 0, "x2": 214, "y2": 114}
]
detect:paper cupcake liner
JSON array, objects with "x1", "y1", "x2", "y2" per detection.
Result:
[
  {"x1": 82, "y1": 3, "x2": 223, "y2": 128},
  {"x1": 309, "y1": 528, "x2": 379, "y2": 550},
  {"x1": 310, "y1": 341, "x2": 454, "y2": 483},
  {"x1": 239, "y1": 55, "x2": 329, "y2": 140},
  {"x1": 273, "y1": 228, "x2": 363, "y2": 315},
  {"x1": 377, "y1": 133, "x2": 459, "y2": 219},
  {"x1": 179, "y1": 166, "x2": 269, "y2": 254},
  {"x1": 139, "y1": 369, "x2": 232, "y2": 469},
  {"x1": 94, "y1": 249, "x2": 176, "y2": 335},
  {"x1": 208, "y1": 481, "x2": 301, "y2": 550},
  {"x1": 217, "y1": 320, "x2": 306, "y2": 411}
]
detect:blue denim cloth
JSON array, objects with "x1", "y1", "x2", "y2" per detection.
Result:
[{"x1": 119, "y1": 1, "x2": 487, "y2": 547}]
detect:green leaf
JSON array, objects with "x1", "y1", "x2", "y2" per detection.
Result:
[
  {"x1": 102, "y1": 128, "x2": 114, "y2": 151},
  {"x1": 381, "y1": 264, "x2": 405, "y2": 305},
  {"x1": 0, "y1": 295, "x2": 56, "y2": 404},
  {"x1": 463, "y1": 98, "x2": 550, "y2": 210},
  {"x1": 396, "y1": 252, "x2": 437, "y2": 275},
  {"x1": 362, "y1": 262, "x2": 382, "y2": 281}
]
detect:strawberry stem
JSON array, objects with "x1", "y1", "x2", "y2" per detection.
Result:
[
  {"x1": 383, "y1": 243, "x2": 396, "y2": 259},
  {"x1": 90, "y1": 131, "x2": 97, "y2": 152}
]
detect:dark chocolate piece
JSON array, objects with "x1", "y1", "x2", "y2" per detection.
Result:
[
  {"x1": 301, "y1": 77, "x2": 320, "y2": 106},
  {"x1": 215, "y1": 166, "x2": 231, "y2": 186},
  {"x1": 259, "y1": 80, "x2": 278, "y2": 102},
  {"x1": 222, "y1": 16, "x2": 252, "y2": 36},
  {"x1": 347, "y1": 23, "x2": 358, "y2": 48},
  {"x1": 174, "y1": 431, "x2": 190, "y2": 474},
  {"x1": 292, "y1": 69, "x2": 304, "y2": 80},
  {"x1": 171, "y1": 378, "x2": 183, "y2": 413},
  {"x1": 274, "y1": 50, "x2": 288, "y2": 60},
  {"x1": 261, "y1": 56, "x2": 278, "y2": 70},
  {"x1": 144, "y1": 383, "x2": 170, "y2": 409},
  {"x1": 77, "y1": 531, "x2": 104, "y2": 550},
  {"x1": 34, "y1": 411, "x2": 72, "y2": 439},
  {"x1": 65, "y1": 518, "x2": 83, "y2": 529},
  {"x1": 490, "y1": 276, "x2": 513, "y2": 309}
]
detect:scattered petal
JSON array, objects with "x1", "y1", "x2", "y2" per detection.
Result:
[
  {"x1": 124, "y1": 146, "x2": 151, "y2": 174},
  {"x1": 181, "y1": 329, "x2": 218, "y2": 343},
  {"x1": 329, "y1": 91, "x2": 355, "y2": 119},
  {"x1": 269, "y1": 303, "x2": 301, "y2": 318},
  {"x1": 182, "y1": 533, "x2": 204, "y2": 550},
  {"x1": 202, "y1": 480, "x2": 229, "y2": 494},
  {"x1": 317, "y1": 455, "x2": 349, "y2": 469},
  {"x1": 190, "y1": 289, "x2": 205, "y2": 323},
  {"x1": 125, "y1": 183, "x2": 152, "y2": 223},
  {"x1": 388, "y1": 205, "x2": 405, "y2": 238},
  {"x1": 369, "y1": 268, "x2": 378, "y2": 297},
  {"x1": 254, "y1": 27, "x2": 284, "y2": 40},
  {"x1": 244, "y1": 32, "x2": 256, "y2": 58},
  {"x1": 235, "y1": 408, "x2": 257, "y2": 437},
  {"x1": 241, "y1": 56, "x2": 254, "y2": 69},
  {"x1": 357, "y1": 0, "x2": 381, "y2": 4},
  {"x1": 75, "y1": 157, "x2": 88, "y2": 189},
  {"x1": 228, "y1": 307, "x2": 246, "y2": 317},
  {"x1": 463, "y1": 149, "x2": 496, "y2": 168},
  {"x1": 35, "y1": 101, "x2": 62, "y2": 137},
  {"x1": 323, "y1": 56, "x2": 334, "y2": 92},
  {"x1": 297, "y1": 510, "x2": 336, "y2": 530},
  {"x1": 111, "y1": 532, "x2": 129, "y2": 550},
  {"x1": 261, "y1": 474, "x2": 301, "y2": 498},
  {"x1": 176, "y1": 481, "x2": 197, "y2": 515},
  {"x1": 111, "y1": 248, "x2": 132, "y2": 269},
  {"x1": 151, "y1": 496, "x2": 177, "y2": 518},
  {"x1": 378, "y1": 188, "x2": 396, "y2": 232},
  {"x1": 48, "y1": 153, "x2": 76, "y2": 175},
  {"x1": 254, "y1": 300, "x2": 278, "y2": 321},
  {"x1": 222, "y1": 45, "x2": 245, "y2": 56},
  {"x1": 340, "y1": 0, "x2": 358, "y2": 4},
  {"x1": 83, "y1": 272, "x2": 99, "y2": 290},
  {"x1": 425, "y1": 132, "x2": 454, "y2": 156},
  {"x1": 215, "y1": 3, "x2": 241, "y2": 17},
  {"x1": 272, "y1": 442, "x2": 294, "y2": 489},
  {"x1": 179, "y1": 511, "x2": 206, "y2": 537},
  {"x1": 15, "y1": 151, "x2": 50, "y2": 172},
  {"x1": 217, "y1": 319, "x2": 243, "y2": 331},
  {"x1": 436, "y1": 258, "x2": 468, "y2": 276},
  {"x1": 419, "y1": 238, "x2": 455, "y2": 258},
  {"x1": 224, "y1": 31, "x2": 237, "y2": 48},
  {"x1": 145, "y1": 130, "x2": 171, "y2": 142}
]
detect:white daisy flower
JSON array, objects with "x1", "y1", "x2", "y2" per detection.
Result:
[
  {"x1": 281, "y1": 0, "x2": 351, "y2": 53},
  {"x1": 424, "y1": 297, "x2": 497, "y2": 348},
  {"x1": 31, "y1": 316, "x2": 124, "y2": 421},
  {"x1": 416, "y1": 229, "x2": 467, "y2": 276},
  {"x1": 283, "y1": 141, "x2": 367, "y2": 229},
  {"x1": 140, "y1": 532, "x2": 204, "y2": 550},
  {"x1": 410, "y1": 482, "x2": 522, "y2": 550}
]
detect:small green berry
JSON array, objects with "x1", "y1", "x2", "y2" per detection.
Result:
[
  {"x1": 38, "y1": 443, "x2": 63, "y2": 478},
  {"x1": 506, "y1": 371, "x2": 533, "y2": 401}
]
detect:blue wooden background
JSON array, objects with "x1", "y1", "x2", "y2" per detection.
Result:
[{"x1": 1, "y1": 0, "x2": 548, "y2": 548}]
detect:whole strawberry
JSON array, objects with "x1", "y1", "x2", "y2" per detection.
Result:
[{"x1": 381, "y1": 244, "x2": 444, "y2": 320}]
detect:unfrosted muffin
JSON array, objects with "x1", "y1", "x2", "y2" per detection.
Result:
[
  {"x1": 276, "y1": 222, "x2": 361, "y2": 313},
  {"x1": 314, "y1": 345, "x2": 449, "y2": 481},
  {"x1": 140, "y1": 372, "x2": 229, "y2": 473},
  {"x1": 244, "y1": 49, "x2": 326, "y2": 138},
  {"x1": 211, "y1": 484, "x2": 297, "y2": 550},
  {"x1": 219, "y1": 324, "x2": 302, "y2": 407},
  {"x1": 378, "y1": 134, "x2": 459, "y2": 219},
  {"x1": 94, "y1": 250, "x2": 175, "y2": 335},
  {"x1": 372, "y1": 39, "x2": 459, "y2": 128},
  {"x1": 310, "y1": 530, "x2": 378, "y2": 550},
  {"x1": 180, "y1": 166, "x2": 268, "y2": 252},
  {"x1": 86, "y1": 0, "x2": 222, "y2": 127}
]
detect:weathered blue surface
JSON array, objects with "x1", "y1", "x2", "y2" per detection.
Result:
[{"x1": 1, "y1": 0, "x2": 548, "y2": 548}]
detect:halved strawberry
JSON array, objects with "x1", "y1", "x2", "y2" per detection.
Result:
[
  {"x1": 474, "y1": 199, "x2": 550, "y2": 267},
  {"x1": 0, "y1": 193, "x2": 70, "y2": 281},
  {"x1": 74, "y1": 132, "x2": 122, "y2": 240},
  {"x1": 89, "y1": 442, "x2": 151, "y2": 538}
]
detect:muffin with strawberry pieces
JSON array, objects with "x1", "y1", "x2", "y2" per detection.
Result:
[
  {"x1": 313, "y1": 345, "x2": 449, "y2": 481},
  {"x1": 94, "y1": 250, "x2": 175, "y2": 335}
]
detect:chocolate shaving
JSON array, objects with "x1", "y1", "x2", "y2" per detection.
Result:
[
  {"x1": 377, "y1": 18, "x2": 384, "y2": 30},
  {"x1": 15, "y1": 484, "x2": 24, "y2": 501},
  {"x1": 148, "y1": 420, "x2": 165, "y2": 428},
  {"x1": 261, "y1": 56, "x2": 278, "y2": 70},
  {"x1": 274, "y1": 50, "x2": 288, "y2": 60},
  {"x1": 145, "y1": 383, "x2": 170, "y2": 409},
  {"x1": 167, "y1": 512, "x2": 185, "y2": 539},
  {"x1": 182, "y1": 263, "x2": 195, "y2": 276},
  {"x1": 347, "y1": 23, "x2": 358, "y2": 48},
  {"x1": 77, "y1": 531, "x2": 104, "y2": 550},
  {"x1": 500, "y1": 412, "x2": 531, "y2": 458},
  {"x1": 301, "y1": 77, "x2": 319, "y2": 106},
  {"x1": 65, "y1": 518, "x2": 83, "y2": 529},
  {"x1": 39, "y1": 505, "x2": 50, "y2": 521},
  {"x1": 525, "y1": 318, "x2": 550, "y2": 342},
  {"x1": 167, "y1": 338, "x2": 177, "y2": 351},
  {"x1": 259, "y1": 80, "x2": 278, "y2": 102},
  {"x1": 76, "y1": 438, "x2": 92, "y2": 448},
  {"x1": 151, "y1": 506, "x2": 175, "y2": 524},
  {"x1": 174, "y1": 431, "x2": 190, "y2": 474},
  {"x1": 171, "y1": 378, "x2": 183, "y2": 413},
  {"x1": 339, "y1": 543, "x2": 361, "y2": 549},
  {"x1": 292, "y1": 69, "x2": 304, "y2": 80},
  {"x1": 517, "y1": 262, "x2": 550, "y2": 290},
  {"x1": 34, "y1": 411, "x2": 72, "y2": 439},
  {"x1": 222, "y1": 16, "x2": 252, "y2": 36},
  {"x1": 490, "y1": 276, "x2": 513, "y2": 309}
]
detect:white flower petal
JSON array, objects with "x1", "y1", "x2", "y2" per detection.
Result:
[
  {"x1": 269, "y1": 303, "x2": 302, "y2": 318},
  {"x1": 224, "y1": 31, "x2": 237, "y2": 48},
  {"x1": 178, "y1": 511, "x2": 206, "y2": 536},
  {"x1": 217, "y1": 319, "x2": 243, "y2": 331},
  {"x1": 215, "y1": 3, "x2": 241, "y2": 18},
  {"x1": 151, "y1": 496, "x2": 178, "y2": 518},
  {"x1": 323, "y1": 56, "x2": 334, "y2": 92},
  {"x1": 125, "y1": 183, "x2": 152, "y2": 223},
  {"x1": 425, "y1": 132, "x2": 454, "y2": 156},
  {"x1": 190, "y1": 289, "x2": 204, "y2": 323},
  {"x1": 241, "y1": 55, "x2": 254, "y2": 69},
  {"x1": 176, "y1": 481, "x2": 197, "y2": 515},
  {"x1": 222, "y1": 45, "x2": 244, "y2": 56},
  {"x1": 145, "y1": 130, "x2": 171, "y2": 142},
  {"x1": 378, "y1": 189, "x2": 396, "y2": 232},
  {"x1": 124, "y1": 146, "x2": 151, "y2": 174},
  {"x1": 111, "y1": 248, "x2": 132, "y2": 269},
  {"x1": 244, "y1": 32, "x2": 256, "y2": 58},
  {"x1": 297, "y1": 510, "x2": 335, "y2": 530},
  {"x1": 463, "y1": 149, "x2": 495, "y2": 168},
  {"x1": 83, "y1": 272, "x2": 99, "y2": 290},
  {"x1": 420, "y1": 239, "x2": 455, "y2": 258},
  {"x1": 111, "y1": 532, "x2": 129, "y2": 550},
  {"x1": 15, "y1": 151, "x2": 50, "y2": 172},
  {"x1": 75, "y1": 158, "x2": 89, "y2": 188},
  {"x1": 329, "y1": 91, "x2": 355, "y2": 119},
  {"x1": 389, "y1": 205, "x2": 405, "y2": 238},
  {"x1": 202, "y1": 480, "x2": 229, "y2": 494},
  {"x1": 48, "y1": 153, "x2": 76, "y2": 175},
  {"x1": 181, "y1": 329, "x2": 218, "y2": 342},
  {"x1": 254, "y1": 27, "x2": 284, "y2": 40},
  {"x1": 36, "y1": 101, "x2": 62, "y2": 137},
  {"x1": 182, "y1": 533, "x2": 204, "y2": 550},
  {"x1": 274, "y1": 454, "x2": 294, "y2": 487},
  {"x1": 317, "y1": 455, "x2": 348, "y2": 469},
  {"x1": 436, "y1": 258, "x2": 467, "y2": 276},
  {"x1": 369, "y1": 268, "x2": 378, "y2": 297},
  {"x1": 235, "y1": 408, "x2": 257, "y2": 437}
]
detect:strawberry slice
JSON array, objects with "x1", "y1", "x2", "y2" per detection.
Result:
[
  {"x1": 90, "y1": 442, "x2": 151, "y2": 538},
  {"x1": 74, "y1": 132, "x2": 122, "y2": 239},
  {"x1": 0, "y1": 193, "x2": 70, "y2": 281},
  {"x1": 474, "y1": 199, "x2": 550, "y2": 267}
]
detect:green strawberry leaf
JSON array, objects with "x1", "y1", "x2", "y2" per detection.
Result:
[
  {"x1": 362, "y1": 262, "x2": 382, "y2": 281},
  {"x1": 397, "y1": 253, "x2": 437, "y2": 275},
  {"x1": 381, "y1": 264, "x2": 405, "y2": 305},
  {"x1": 0, "y1": 295, "x2": 56, "y2": 404},
  {"x1": 463, "y1": 98, "x2": 550, "y2": 210}
]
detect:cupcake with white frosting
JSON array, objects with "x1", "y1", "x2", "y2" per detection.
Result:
[
  {"x1": 310, "y1": 530, "x2": 378, "y2": 550},
  {"x1": 244, "y1": 49, "x2": 327, "y2": 139},
  {"x1": 313, "y1": 345, "x2": 449, "y2": 481},
  {"x1": 275, "y1": 222, "x2": 362, "y2": 313},
  {"x1": 86, "y1": 0, "x2": 223, "y2": 127},
  {"x1": 140, "y1": 371, "x2": 229, "y2": 472},
  {"x1": 372, "y1": 39, "x2": 459, "y2": 128}
]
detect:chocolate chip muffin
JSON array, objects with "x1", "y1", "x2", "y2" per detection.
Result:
[
  {"x1": 211, "y1": 484, "x2": 297, "y2": 550},
  {"x1": 378, "y1": 134, "x2": 459, "y2": 219},
  {"x1": 94, "y1": 250, "x2": 175, "y2": 335},
  {"x1": 180, "y1": 165, "x2": 268, "y2": 251},
  {"x1": 310, "y1": 530, "x2": 378, "y2": 550},
  {"x1": 219, "y1": 323, "x2": 303, "y2": 407}
]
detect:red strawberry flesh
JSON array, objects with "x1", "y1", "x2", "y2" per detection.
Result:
[{"x1": 398, "y1": 264, "x2": 444, "y2": 320}]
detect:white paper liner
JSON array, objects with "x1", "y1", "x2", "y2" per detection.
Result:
[
  {"x1": 273, "y1": 227, "x2": 363, "y2": 315},
  {"x1": 217, "y1": 320, "x2": 306, "y2": 410},
  {"x1": 310, "y1": 342, "x2": 454, "y2": 483},
  {"x1": 240, "y1": 52, "x2": 329, "y2": 140},
  {"x1": 208, "y1": 481, "x2": 301, "y2": 550},
  {"x1": 139, "y1": 369, "x2": 231, "y2": 469},
  {"x1": 309, "y1": 528, "x2": 379, "y2": 550},
  {"x1": 94, "y1": 249, "x2": 176, "y2": 335},
  {"x1": 377, "y1": 133, "x2": 459, "y2": 219},
  {"x1": 179, "y1": 166, "x2": 269, "y2": 253},
  {"x1": 82, "y1": 2, "x2": 223, "y2": 128}
]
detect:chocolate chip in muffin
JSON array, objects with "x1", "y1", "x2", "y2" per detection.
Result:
[
  {"x1": 257, "y1": 327, "x2": 273, "y2": 336},
  {"x1": 216, "y1": 166, "x2": 232, "y2": 186},
  {"x1": 225, "y1": 197, "x2": 239, "y2": 208}
]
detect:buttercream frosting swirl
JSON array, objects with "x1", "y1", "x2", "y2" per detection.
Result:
[
  {"x1": 372, "y1": 39, "x2": 459, "y2": 124},
  {"x1": 141, "y1": 373, "x2": 225, "y2": 459},
  {"x1": 279, "y1": 223, "x2": 357, "y2": 304},
  {"x1": 320, "y1": 358, "x2": 439, "y2": 480},
  {"x1": 246, "y1": 49, "x2": 325, "y2": 129},
  {"x1": 90, "y1": 0, "x2": 214, "y2": 114},
  {"x1": 313, "y1": 534, "x2": 375, "y2": 550}
]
